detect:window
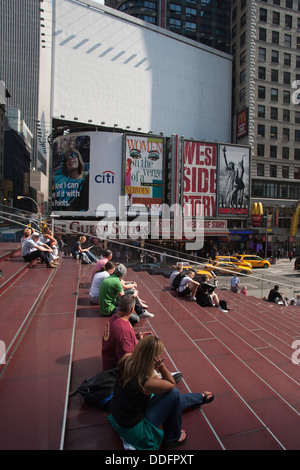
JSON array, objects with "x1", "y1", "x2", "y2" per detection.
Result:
[
  {"x1": 272, "y1": 31, "x2": 280, "y2": 44},
  {"x1": 282, "y1": 147, "x2": 289, "y2": 159},
  {"x1": 283, "y1": 54, "x2": 291, "y2": 67},
  {"x1": 295, "y1": 130, "x2": 300, "y2": 142},
  {"x1": 271, "y1": 107, "x2": 278, "y2": 119},
  {"x1": 258, "y1": 66, "x2": 266, "y2": 80},
  {"x1": 240, "y1": 88, "x2": 245, "y2": 102},
  {"x1": 283, "y1": 90, "x2": 290, "y2": 103},
  {"x1": 170, "y1": 3, "x2": 182, "y2": 13},
  {"x1": 241, "y1": 13, "x2": 246, "y2": 28},
  {"x1": 186, "y1": 22, "x2": 196, "y2": 31},
  {"x1": 240, "y1": 50, "x2": 246, "y2": 65},
  {"x1": 283, "y1": 128, "x2": 290, "y2": 140},
  {"x1": 258, "y1": 47, "x2": 266, "y2": 61},
  {"x1": 285, "y1": 14, "x2": 293, "y2": 27},
  {"x1": 283, "y1": 109, "x2": 290, "y2": 122},
  {"x1": 284, "y1": 34, "x2": 292, "y2": 48},
  {"x1": 297, "y1": 37, "x2": 300, "y2": 49},
  {"x1": 271, "y1": 69, "x2": 279, "y2": 82},
  {"x1": 294, "y1": 168, "x2": 300, "y2": 179},
  {"x1": 297, "y1": 56, "x2": 300, "y2": 68},
  {"x1": 270, "y1": 126, "x2": 278, "y2": 138},
  {"x1": 240, "y1": 32, "x2": 246, "y2": 46},
  {"x1": 286, "y1": 0, "x2": 293, "y2": 8},
  {"x1": 295, "y1": 148, "x2": 300, "y2": 160},
  {"x1": 296, "y1": 111, "x2": 300, "y2": 123},
  {"x1": 257, "y1": 163, "x2": 265, "y2": 176},
  {"x1": 284, "y1": 71, "x2": 291, "y2": 85},
  {"x1": 258, "y1": 85, "x2": 266, "y2": 98},
  {"x1": 271, "y1": 88, "x2": 279, "y2": 101},
  {"x1": 272, "y1": 50, "x2": 279, "y2": 63},
  {"x1": 282, "y1": 166, "x2": 289, "y2": 178},
  {"x1": 259, "y1": 28, "x2": 267, "y2": 41},
  {"x1": 169, "y1": 18, "x2": 181, "y2": 28},
  {"x1": 258, "y1": 124, "x2": 265, "y2": 137},
  {"x1": 186, "y1": 7, "x2": 196, "y2": 16},
  {"x1": 240, "y1": 69, "x2": 245, "y2": 84},
  {"x1": 258, "y1": 105, "x2": 265, "y2": 118},
  {"x1": 257, "y1": 143, "x2": 265, "y2": 156},
  {"x1": 273, "y1": 11, "x2": 280, "y2": 24},
  {"x1": 260, "y1": 8, "x2": 267, "y2": 21},
  {"x1": 270, "y1": 164, "x2": 277, "y2": 176}
]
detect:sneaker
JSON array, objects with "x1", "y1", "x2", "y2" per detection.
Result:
[
  {"x1": 139, "y1": 311, "x2": 155, "y2": 318},
  {"x1": 218, "y1": 306, "x2": 228, "y2": 313}
]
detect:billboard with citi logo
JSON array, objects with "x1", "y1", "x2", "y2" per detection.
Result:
[
  {"x1": 51, "y1": 131, "x2": 165, "y2": 218},
  {"x1": 51, "y1": 132, "x2": 122, "y2": 217}
]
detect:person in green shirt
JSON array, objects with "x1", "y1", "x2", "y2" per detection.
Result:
[{"x1": 99, "y1": 264, "x2": 154, "y2": 324}]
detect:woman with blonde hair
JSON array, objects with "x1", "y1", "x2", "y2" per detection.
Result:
[{"x1": 108, "y1": 335, "x2": 214, "y2": 450}]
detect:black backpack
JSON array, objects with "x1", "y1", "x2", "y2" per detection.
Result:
[
  {"x1": 172, "y1": 272, "x2": 186, "y2": 290},
  {"x1": 69, "y1": 368, "x2": 116, "y2": 411}
]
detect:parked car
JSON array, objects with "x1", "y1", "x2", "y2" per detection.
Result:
[
  {"x1": 132, "y1": 263, "x2": 160, "y2": 273},
  {"x1": 204, "y1": 261, "x2": 252, "y2": 276},
  {"x1": 235, "y1": 255, "x2": 270, "y2": 268},
  {"x1": 294, "y1": 257, "x2": 300, "y2": 271},
  {"x1": 215, "y1": 256, "x2": 252, "y2": 269}
]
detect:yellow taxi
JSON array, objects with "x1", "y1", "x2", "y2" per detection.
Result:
[
  {"x1": 235, "y1": 254, "x2": 271, "y2": 269},
  {"x1": 173, "y1": 262, "x2": 214, "y2": 279},
  {"x1": 215, "y1": 256, "x2": 252, "y2": 269},
  {"x1": 204, "y1": 261, "x2": 252, "y2": 276}
]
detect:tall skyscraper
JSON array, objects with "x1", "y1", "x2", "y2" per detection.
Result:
[
  {"x1": 0, "y1": 0, "x2": 40, "y2": 133},
  {"x1": 105, "y1": 0, "x2": 231, "y2": 53},
  {"x1": 232, "y1": 0, "x2": 300, "y2": 251}
]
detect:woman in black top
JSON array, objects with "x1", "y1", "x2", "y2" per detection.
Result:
[{"x1": 108, "y1": 335, "x2": 214, "y2": 450}]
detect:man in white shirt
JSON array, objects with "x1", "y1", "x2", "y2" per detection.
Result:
[
  {"x1": 89, "y1": 261, "x2": 115, "y2": 304},
  {"x1": 22, "y1": 232, "x2": 57, "y2": 268},
  {"x1": 178, "y1": 270, "x2": 199, "y2": 299}
]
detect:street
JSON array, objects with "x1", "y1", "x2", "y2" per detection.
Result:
[{"x1": 215, "y1": 258, "x2": 300, "y2": 300}]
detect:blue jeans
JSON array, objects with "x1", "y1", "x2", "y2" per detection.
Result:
[
  {"x1": 85, "y1": 251, "x2": 98, "y2": 263},
  {"x1": 144, "y1": 388, "x2": 204, "y2": 443}
]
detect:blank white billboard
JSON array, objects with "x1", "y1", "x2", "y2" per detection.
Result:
[{"x1": 52, "y1": 0, "x2": 232, "y2": 142}]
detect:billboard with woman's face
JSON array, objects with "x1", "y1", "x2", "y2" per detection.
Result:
[{"x1": 52, "y1": 134, "x2": 90, "y2": 212}]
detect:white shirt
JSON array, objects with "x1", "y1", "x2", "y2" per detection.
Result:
[
  {"x1": 89, "y1": 271, "x2": 110, "y2": 298},
  {"x1": 178, "y1": 276, "x2": 192, "y2": 293},
  {"x1": 22, "y1": 238, "x2": 38, "y2": 256}
]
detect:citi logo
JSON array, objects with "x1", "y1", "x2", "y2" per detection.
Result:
[{"x1": 95, "y1": 171, "x2": 115, "y2": 184}]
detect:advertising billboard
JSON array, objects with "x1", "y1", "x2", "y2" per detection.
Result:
[
  {"x1": 182, "y1": 140, "x2": 217, "y2": 218},
  {"x1": 123, "y1": 134, "x2": 164, "y2": 215},
  {"x1": 218, "y1": 144, "x2": 250, "y2": 217},
  {"x1": 51, "y1": 132, "x2": 123, "y2": 217}
]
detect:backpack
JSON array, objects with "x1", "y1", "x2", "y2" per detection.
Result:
[
  {"x1": 219, "y1": 300, "x2": 228, "y2": 310},
  {"x1": 80, "y1": 252, "x2": 91, "y2": 264},
  {"x1": 172, "y1": 272, "x2": 186, "y2": 290},
  {"x1": 69, "y1": 368, "x2": 116, "y2": 411}
]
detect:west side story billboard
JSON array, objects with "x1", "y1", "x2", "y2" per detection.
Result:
[{"x1": 182, "y1": 140, "x2": 250, "y2": 218}]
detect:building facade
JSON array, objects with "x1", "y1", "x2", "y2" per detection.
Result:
[
  {"x1": 105, "y1": 0, "x2": 231, "y2": 53},
  {"x1": 231, "y1": 0, "x2": 300, "y2": 254}
]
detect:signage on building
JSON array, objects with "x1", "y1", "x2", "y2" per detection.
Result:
[
  {"x1": 218, "y1": 144, "x2": 250, "y2": 217},
  {"x1": 182, "y1": 140, "x2": 217, "y2": 218},
  {"x1": 123, "y1": 135, "x2": 164, "y2": 215},
  {"x1": 236, "y1": 108, "x2": 248, "y2": 139}
]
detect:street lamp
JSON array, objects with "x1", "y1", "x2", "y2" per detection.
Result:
[{"x1": 17, "y1": 196, "x2": 42, "y2": 227}]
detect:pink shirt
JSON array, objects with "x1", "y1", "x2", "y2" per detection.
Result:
[{"x1": 91, "y1": 257, "x2": 108, "y2": 281}]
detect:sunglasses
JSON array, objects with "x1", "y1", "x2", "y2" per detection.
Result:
[{"x1": 65, "y1": 151, "x2": 78, "y2": 160}]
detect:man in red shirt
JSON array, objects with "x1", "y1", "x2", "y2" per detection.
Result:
[{"x1": 102, "y1": 294, "x2": 151, "y2": 370}]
